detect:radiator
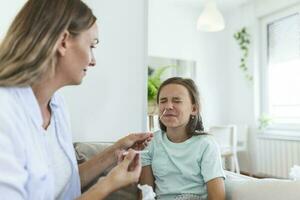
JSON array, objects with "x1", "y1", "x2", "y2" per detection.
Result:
[{"x1": 256, "y1": 138, "x2": 300, "y2": 178}]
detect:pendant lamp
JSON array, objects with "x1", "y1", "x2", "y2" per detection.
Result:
[{"x1": 196, "y1": 0, "x2": 225, "y2": 32}]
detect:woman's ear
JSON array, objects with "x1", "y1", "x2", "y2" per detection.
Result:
[{"x1": 57, "y1": 31, "x2": 70, "y2": 56}]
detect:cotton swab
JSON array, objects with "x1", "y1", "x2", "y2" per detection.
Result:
[
  {"x1": 122, "y1": 150, "x2": 149, "y2": 156},
  {"x1": 159, "y1": 109, "x2": 167, "y2": 120}
]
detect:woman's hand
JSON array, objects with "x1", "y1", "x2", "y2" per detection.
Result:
[
  {"x1": 115, "y1": 132, "x2": 153, "y2": 151},
  {"x1": 104, "y1": 149, "x2": 142, "y2": 191},
  {"x1": 78, "y1": 150, "x2": 142, "y2": 200}
]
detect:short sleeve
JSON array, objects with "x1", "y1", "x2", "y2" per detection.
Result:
[
  {"x1": 199, "y1": 137, "x2": 226, "y2": 183},
  {"x1": 141, "y1": 136, "x2": 155, "y2": 167}
]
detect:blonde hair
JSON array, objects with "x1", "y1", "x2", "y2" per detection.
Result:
[{"x1": 0, "y1": 0, "x2": 96, "y2": 87}]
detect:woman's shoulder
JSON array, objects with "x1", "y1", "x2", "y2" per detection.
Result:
[
  {"x1": 0, "y1": 87, "x2": 21, "y2": 111},
  {"x1": 0, "y1": 87, "x2": 35, "y2": 120},
  {"x1": 0, "y1": 87, "x2": 28, "y2": 137},
  {"x1": 0, "y1": 87, "x2": 15, "y2": 99}
]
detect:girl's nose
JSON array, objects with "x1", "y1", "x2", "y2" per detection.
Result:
[{"x1": 165, "y1": 102, "x2": 173, "y2": 110}]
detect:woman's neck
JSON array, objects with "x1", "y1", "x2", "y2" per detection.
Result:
[
  {"x1": 32, "y1": 81, "x2": 60, "y2": 109},
  {"x1": 31, "y1": 77, "x2": 62, "y2": 129}
]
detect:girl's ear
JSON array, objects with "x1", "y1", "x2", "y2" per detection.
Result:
[
  {"x1": 57, "y1": 31, "x2": 70, "y2": 56},
  {"x1": 191, "y1": 104, "x2": 198, "y2": 115}
]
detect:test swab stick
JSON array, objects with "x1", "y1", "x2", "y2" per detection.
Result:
[
  {"x1": 159, "y1": 109, "x2": 167, "y2": 120},
  {"x1": 122, "y1": 150, "x2": 149, "y2": 155}
]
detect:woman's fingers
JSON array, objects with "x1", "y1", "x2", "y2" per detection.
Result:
[
  {"x1": 121, "y1": 149, "x2": 137, "y2": 168},
  {"x1": 127, "y1": 153, "x2": 141, "y2": 181},
  {"x1": 115, "y1": 149, "x2": 126, "y2": 164}
]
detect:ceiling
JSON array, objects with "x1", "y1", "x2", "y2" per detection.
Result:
[{"x1": 163, "y1": 0, "x2": 251, "y2": 11}]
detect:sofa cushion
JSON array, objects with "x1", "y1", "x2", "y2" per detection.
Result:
[
  {"x1": 74, "y1": 142, "x2": 112, "y2": 164},
  {"x1": 225, "y1": 178, "x2": 300, "y2": 200},
  {"x1": 224, "y1": 170, "x2": 256, "y2": 181}
]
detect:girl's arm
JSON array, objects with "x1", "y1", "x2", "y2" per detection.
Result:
[
  {"x1": 138, "y1": 165, "x2": 155, "y2": 200},
  {"x1": 207, "y1": 177, "x2": 225, "y2": 200}
]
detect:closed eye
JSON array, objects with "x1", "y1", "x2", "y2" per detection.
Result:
[
  {"x1": 174, "y1": 100, "x2": 182, "y2": 103},
  {"x1": 159, "y1": 98, "x2": 167, "y2": 104},
  {"x1": 172, "y1": 97, "x2": 183, "y2": 103}
]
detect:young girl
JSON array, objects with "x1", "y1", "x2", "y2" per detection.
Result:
[{"x1": 140, "y1": 77, "x2": 225, "y2": 200}]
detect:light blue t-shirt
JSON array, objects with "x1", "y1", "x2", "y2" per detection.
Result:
[{"x1": 141, "y1": 130, "x2": 225, "y2": 200}]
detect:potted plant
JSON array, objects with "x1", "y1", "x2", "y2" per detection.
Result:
[
  {"x1": 258, "y1": 113, "x2": 272, "y2": 130},
  {"x1": 147, "y1": 65, "x2": 172, "y2": 115},
  {"x1": 233, "y1": 27, "x2": 253, "y2": 81}
]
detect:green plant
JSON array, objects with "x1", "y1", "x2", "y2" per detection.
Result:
[
  {"x1": 258, "y1": 113, "x2": 272, "y2": 130},
  {"x1": 147, "y1": 65, "x2": 172, "y2": 102},
  {"x1": 234, "y1": 27, "x2": 253, "y2": 81}
]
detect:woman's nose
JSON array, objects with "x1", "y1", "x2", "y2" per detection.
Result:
[
  {"x1": 89, "y1": 58, "x2": 96, "y2": 67},
  {"x1": 89, "y1": 50, "x2": 96, "y2": 67}
]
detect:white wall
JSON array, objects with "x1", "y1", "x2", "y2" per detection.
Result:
[
  {"x1": 63, "y1": 0, "x2": 148, "y2": 142},
  {"x1": 220, "y1": 0, "x2": 300, "y2": 174},
  {"x1": 0, "y1": 1, "x2": 25, "y2": 41},
  {"x1": 0, "y1": 0, "x2": 148, "y2": 142},
  {"x1": 253, "y1": 0, "x2": 300, "y2": 17},
  {"x1": 148, "y1": 0, "x2": 300, "y2": 174},
  {"x1": 215, "y1": 3, "x2": 257, "y2": 173},
  {"x1": 148, "y1": 0, "x2": 228, "y2": 128}
]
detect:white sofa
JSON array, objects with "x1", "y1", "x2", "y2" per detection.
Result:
[
  {"x1": 74, "y1": 142, "x2": 300, "y2": 200},
  {"x1": 225, "y1": 170, "x2": 300, "y2": 200}
]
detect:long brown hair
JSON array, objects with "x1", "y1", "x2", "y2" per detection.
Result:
[
  {"x1": 0, "y1": 0, "x2": 96, "y2": 87},
  {"x1": 157, "y1": 77, "x2": 206, "y2": 136}
]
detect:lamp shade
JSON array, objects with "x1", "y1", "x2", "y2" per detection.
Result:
[{"x1": 197, "y1": 1, "x2": 225, "y2": 32}]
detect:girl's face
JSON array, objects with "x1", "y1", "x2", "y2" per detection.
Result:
[{"x1": 158, "y1": 83, "x2": 197, "y2": 130}]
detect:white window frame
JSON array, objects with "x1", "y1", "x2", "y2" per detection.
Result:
[{"x1": 260, "y1": 4, "x2": 300, "y2": 136}]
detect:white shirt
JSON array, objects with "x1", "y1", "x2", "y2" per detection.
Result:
[
  {"x1": 45, "y1": 116, "x2": 72, "y2": 199},
  {"x1": 0, "y1": 87, "x2": 81, "y2": 200}
]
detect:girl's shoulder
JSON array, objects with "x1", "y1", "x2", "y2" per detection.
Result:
[
  {"x1": 193, "y1": 134, "x2": 218, "y2": 146},
  {"x1": 152, "y1": 130, "x2": 163, "y2": 140}
]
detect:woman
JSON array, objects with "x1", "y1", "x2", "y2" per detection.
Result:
[
  {"x1": 139, "y1": 77, "x2": 225, "y2": 200},
  {"x1": 0, "y1": 0, "x2": 152, "y2": 199}
]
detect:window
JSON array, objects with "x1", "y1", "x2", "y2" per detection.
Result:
[{"x1": 261, "y1": 6, "x2": 300, "y2": 132}]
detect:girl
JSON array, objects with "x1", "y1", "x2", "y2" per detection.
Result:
[{"x1": 140, "y1": 77, "x2": 225, "y2": 200}]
